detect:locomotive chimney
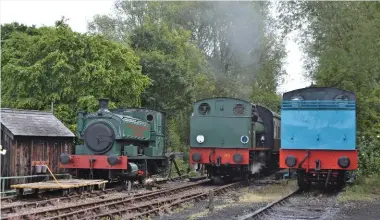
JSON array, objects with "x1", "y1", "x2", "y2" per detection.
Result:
[{"x1": 98, "y1": 98, "x2": 109, "y2": 111}]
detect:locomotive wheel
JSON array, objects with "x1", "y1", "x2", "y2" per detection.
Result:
[
  {"x1": 335, "y1": 171, "x2": 346, "y2": 189},
  {"x1": 222, "y1": 175, "x2": 234, "y2": 183},
  {"x1": 211, "y1": 176, "x2": 224, "y2": 185}
]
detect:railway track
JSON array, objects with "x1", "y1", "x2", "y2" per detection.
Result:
[
  {"x1": 238, "y1": 187, "x2": 342, "y2": 220},
  {"x1": 1, "y1": 173, "x2": 287, "y2": 220},
  {"x1": 1, "y1": 178, "x2": 211, "y2": 220},
  {"x1": 1, "y1": 175, "x2": 189, "y2": 216},
  {"x1": 1, "y1": 174, "x2": 189, "y2": 204},
  {"x1": 90, "y1": 181, "x2": 242, "y2": 220}
]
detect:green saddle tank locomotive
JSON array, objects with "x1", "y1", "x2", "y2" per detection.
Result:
[{"x1": 59, "y1": 98, "x2": 169, "y2": 183}]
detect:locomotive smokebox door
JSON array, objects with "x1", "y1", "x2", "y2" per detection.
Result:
[{"x1": 84, "y1": 122, "x2": 115, "y2": 154}]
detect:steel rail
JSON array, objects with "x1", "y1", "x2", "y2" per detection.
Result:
[
  {"x1": 78, "y1": 181, "x2": 241, "y2": 220},
  {"x1": 2, "y1": 179, "x2": 210, "y2": 220},
  {"x1": 1, "y1": 185, "x2": 160, "y2": 215},
  {"x1": 237, "y1": 187, "x2": 300, "y2": 220},
  {"x1": 1, "y1": 174, "x2": 189, "y2": 214}
]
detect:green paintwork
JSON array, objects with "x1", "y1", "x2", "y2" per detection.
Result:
[
  {"x1": 75, "y1": 107, "x2": 166, "y2": 157},
  {"x1": 122, "y1": 116, "x2": 150, "y2": 140},
  {"x1": 117, "y1": 109, "x2": 166, "y2": 155},
  {"x1": 75, "y1": 145, "x2": 86, "y2": 154},
  {"x1": 124, "y1": 145, "x2": 138, "y2": 157},
  {"x1": 190, "y1": 97, "x2": 266, "y2": 148}
]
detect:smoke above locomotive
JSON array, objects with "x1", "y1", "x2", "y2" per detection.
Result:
[{"x1": 59, "y1": 98, "x2": 169, "y2": 183}]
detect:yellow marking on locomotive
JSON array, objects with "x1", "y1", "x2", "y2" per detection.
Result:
[{"x1": 224, "y1": 153, "x2": 231, "y2": 159}]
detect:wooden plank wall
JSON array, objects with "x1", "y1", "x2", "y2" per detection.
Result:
[
  {"x1": 2, "y1": 135, "x2": 73, "y2": 186},
  {"x1": 1, "y1": 130, "x2": 12, "y2": 178}
]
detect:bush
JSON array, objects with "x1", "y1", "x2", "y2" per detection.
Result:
[
  {"x1": 339, "y1": 173, "x2": 380, "y2": 202},
  {"x1": 170, "y1": 159, "x2": 190, "y2": 177},
  {"x1": 357, "y1": 136, "x2": 380, "y2": 176}
]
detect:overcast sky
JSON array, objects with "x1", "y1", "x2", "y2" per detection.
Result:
[{"x1": 0, "y1": 0, "x2": 310, "y2": 93}]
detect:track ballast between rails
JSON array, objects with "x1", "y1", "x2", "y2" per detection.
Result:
[{"x1": 239, "y1": 187, "x2": 343, "y2": 220}]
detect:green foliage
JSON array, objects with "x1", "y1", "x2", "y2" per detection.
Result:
[
  {"x1": 172, "y1": 159, "x2": 190, "y2": 176},
  {"x1": 358, "y1": 137, "x2": 380, "y2": 175},
  {"x1": 251, "y1": 30, "x2": 286, "y2": 112},
  {"x1": 1, "y1": 22, "x2": 39, "y2": 42},
  {"x1": 339, "y1": 173, "x2": 380, "y2": 202},
  {"x1": 1, "y1": 21, "x2": 150, "y2": 132},
  {"x1": 130, "y1": 22, "x2": 206, "y2": 112},
  {"x1": 188, "y1": 170, "x2": 199, "y2": 177}
]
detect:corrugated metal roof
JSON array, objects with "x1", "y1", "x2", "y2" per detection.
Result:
[{"x1": 0, "y1": 108, "x2": 75, "y2": 137}]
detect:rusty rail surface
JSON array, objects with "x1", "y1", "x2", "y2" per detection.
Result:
[
  {"x1": 1, "y1": 174, "x2": 189, "y2": 204},
  {"x1": 1, "y1": 174, "x2": 188, "y2": 202},
  {"x1": 238, "y1": 187, "x2": 300, "y2": 220},
  {"x1": 118, "y1": 181, "x2": 242, "y2": 220},
  {"x1": 1, "y1": 175, "x2": 190, "y2": 217},
  {"x1": 237, "y1": 186, "x2": 344, "y2": 220},
  {"x1": 1, "y1": 179, "x2": 210, "y2": 220},
  {"x1": 67, "y1": 181, "x2": 242, "y2": 220}
]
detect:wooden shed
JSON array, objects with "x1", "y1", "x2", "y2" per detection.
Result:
[{"x1": 0, "y1": 108, "x2": 75, "y2": 185}]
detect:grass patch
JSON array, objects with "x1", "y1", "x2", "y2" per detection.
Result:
[
  {"x1": 172, "y1": 202, "x2": 194, "y2": 213},
  {"x1": 239, "y1": 180, "x2": 298, "y2": 203},
  {"x1": 339, "y1": 174, "x2": 380, "y2": 202},
  {"x1": 187, "y1": 204, "x2": 235, "y2": 220},
  {"x1": 188, "y1": 170, "x2": 201, "y2": 177},
  {"x1": 188, "y1": 210, "x2": 208, "y2": 219}
]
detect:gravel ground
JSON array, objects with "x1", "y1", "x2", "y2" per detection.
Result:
[
  {"x1": 334, "y1": 199, "x2": 380, "y2": 220},
  {"x1": 154, "y1": 180, "x2": 298, "y2": 220},
  {"x1": 154, "y1": 180, "x2": 380, "y2": 220}
]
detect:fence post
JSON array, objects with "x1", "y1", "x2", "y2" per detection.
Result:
[
  {"x1": 208, "y1": 190, "x2": 214, "y2": 212},
  {"x1": 127, "y1": 181, "x2": 131, "y2": 192}
]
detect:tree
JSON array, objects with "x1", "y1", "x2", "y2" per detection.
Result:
[
  {"x1": 1, "y1": 21, "x2": 150, "y2": 131},
  {"x1": 89, "y1": 1, "x2": 286, "y2": 101},
  {"x1": 129, "y1": 22, "x2": 208, "y2": 113}
]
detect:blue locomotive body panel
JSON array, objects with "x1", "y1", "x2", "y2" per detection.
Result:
[{"x1": 281, "y1": 100, "x2": 356, "y2": 150}]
